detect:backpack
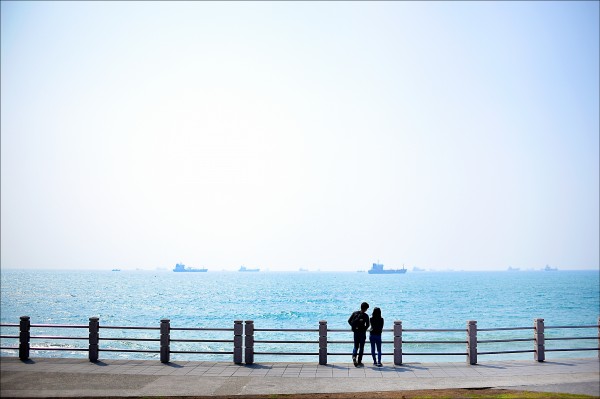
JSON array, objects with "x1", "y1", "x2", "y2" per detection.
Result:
[{"x1": 350, "y1": 311, "x2": 363, "y2": 331}]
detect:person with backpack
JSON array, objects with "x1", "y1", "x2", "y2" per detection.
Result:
[
  {"x1": 347, "y1": 301, "x2": 370, "y2": 367},
  {"x1": 369, "y1": 307, "x2": 384, "y2": 367}
]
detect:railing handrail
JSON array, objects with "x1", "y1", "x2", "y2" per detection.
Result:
[
  {"x1": 3, "y1": 323, "x2": 597, "y2": 331},
  {"x1": 1, "y1": 316, "x2": 598, "y2": 366},
  {"x1": 99, "y1": 337, "x2": 160, "y2": 342},
  {"x1": 31, "y1": 324, "x2": 88, "y2": 329},
  {"x1": 171, "y1": 327, "x2": 234, "y2": 331},
  {"x1": 478, "y1": 338, "x2": 532, "y2": 343},
  {"x1": 100, "y1": 326, "x2": 159, "y2": 330},
  {"x1": 254, "y1": 328, "x2": 318, "y2": 332},
  {"x1": 478, "y1": 327, "x2": 533, "y2": 331},
  {"x1": 171, "y1": 338, "x2": 233, "y2": 343},
  {"x1": 403, "y1": 328, "x2": 466, "y2": 332}
]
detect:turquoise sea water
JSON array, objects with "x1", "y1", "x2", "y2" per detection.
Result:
[{"x1": 1, "y1": 269, "x2": 598, "y2": 363}]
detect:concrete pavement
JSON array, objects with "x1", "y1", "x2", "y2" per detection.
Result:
[{"x1": 1, "y1": 356, "x2": 598, "y2": 397}]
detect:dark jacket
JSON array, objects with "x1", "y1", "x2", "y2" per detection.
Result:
[
  {"x1": 348, "y1": 310, "x2": 370, "y2": 332},
  {"x1": 369, "y1": 317, "x2": 384, "y2": 335}
]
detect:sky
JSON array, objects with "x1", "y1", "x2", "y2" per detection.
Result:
[{"x1": 1, "y1": 1, "x2": 598, "y2": 272}]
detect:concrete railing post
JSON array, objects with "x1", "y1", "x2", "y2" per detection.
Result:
[
  {"x1": 233, "y1": 320, "x2": 243, "y2": 364},
  {"x1": 534, "y1": 318, "x2": 545, "y2": 362},
  {"x1": 89, "y1": 317, "x2": 99, "y2": 362},
  {"x1": 160, "y1": 319, "x2": 170, "y2": 363},
  {"x1": 19, "y1": 316, "x2": 30, "y2": 361},
  {"x1": 319, "y1": 320, "x2": 327, "y2": 365},
  {"x1": 597, "y1": 316, "x2": 599, "y2": 361},
  {"x1": 394, "y1": 320, "x2": 402, "y2": 365},
  {"x1": 467, "y1": 320, "x2": 477, "y2": 365},
  {"x1": 245, "y1": 320, "x2": 254, "y2": 365}
]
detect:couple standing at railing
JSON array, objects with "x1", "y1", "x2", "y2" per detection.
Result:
[{"x1": 348, "y1": 301, "x2": 384, "y2": 368}]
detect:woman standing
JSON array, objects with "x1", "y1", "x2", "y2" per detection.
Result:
[{"x1": 369, "y1": 307, "x2": 384, "y2": 367}]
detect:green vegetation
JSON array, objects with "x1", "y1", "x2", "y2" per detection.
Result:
[
  {"x1": 403, "y1": 391, "x2": 595, "y2": 399},
  {"x1": 127, "y1": 390, "x2": 600, "y2": 399}
]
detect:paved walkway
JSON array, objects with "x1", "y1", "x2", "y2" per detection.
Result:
[{"x1": 1, "y1": 357, "x2": 598, "y2": 397}]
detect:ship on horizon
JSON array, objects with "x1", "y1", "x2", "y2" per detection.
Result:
[
  {"x1": 368, "y1": 262, "x2": 407, "y2": 274},
  {"x1": 239, "y1": 266, "x2": 260, "y2": 272},
  {"x1": 173, "y1": 263, "x2": 208, "y2": 272}
]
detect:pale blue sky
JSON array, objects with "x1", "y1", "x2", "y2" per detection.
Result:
[{"x1": 1, "y1": 1, "x2": 598, "y2": 271}]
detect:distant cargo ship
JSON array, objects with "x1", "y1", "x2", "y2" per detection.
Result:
[
  {"x1": 239, "y1": 266, "x2": 260, "y2": 272},
  {"x1": 368, "y1": 263, "x2": 407, "y2": 274},
  {"x1": 544, "y1": 265, "x2": 558, "y2": 271},
  {"x1": 173, "y1": 263, "x2": 207, "y2": 272}
]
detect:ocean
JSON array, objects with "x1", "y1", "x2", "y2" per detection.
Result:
[{"x1": 1, "y1": 269, "x2": 598, "y2": 363}]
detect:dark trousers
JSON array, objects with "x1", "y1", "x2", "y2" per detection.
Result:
[
  {"x1": 352, "y1": 331, "x2": 366, "y2": 362},
  {"x1": 370, "y1": 334, "x2": 382, "y2": 363}
]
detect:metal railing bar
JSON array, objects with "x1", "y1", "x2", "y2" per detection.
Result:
[
  {"x1": 29, "y1": 324, "x2": 88, "y2": 329},
  {"x1": 254, "y1": 328, "x2": 318, "y2": 332},
  {"x1": 171, "y1": 327, "x2": 233, "y2": 332},
  {"x1": 403, "y1": 340, "x2": 466, "y2": 344},
  {"x1": 254, "y1": 352, "x2": 318, "y2": 356},
  {"x1": 98, "y1": 338, "x2": 160, "y2": 342},
  {"x1": 327, "y1": 339, "x2": 468, "y2": 345},
  {"x1": 255, "y1": 340, "x2": 317, "y2": 344},
  {"x1": 100, "y1": 326, "x2": 159, "y2": 330},
  {"x1": 327, "y1": 341, "x2": 394, "y2": 345},
  {"x1": 478, "y1": 338, "x2": 533, "y2": 343},
  {"x1": 327, "y1": 341, "x2": 396, "y2": 345},
  {"x1": 4, "y1": 318, "x2": 599, "y2": 364},
  {"x1": 29, "y1": 347, "x2": 88, "y2": 352},
  {"x1": 98, "y1": 349, "x2": 160, "y2": 353},
  {"x1": 327, "y1": 352, "x2": 394, "y2": 356},
  {"x1": 401, "y1": 352, "x2": 467, "y2": 356},
  {"x1": 170, "y1": 339, "x2": 232, "y2": 343},
  {"x1": 170, "y1": 351, "x2": 234, "y2": 355},
  {"x1": 478, "y1": 327, "x2": 532, "y2": 331},
  {"x1": 403, "y1": 329, "x2": 465, "y2": 332},
  {"x1": 327, "y1": 329, "x2": 395, "y2": 333}
]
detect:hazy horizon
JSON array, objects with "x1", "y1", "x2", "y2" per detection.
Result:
[
  {"x1": 1, "y1": 1, "x2": 599, "y2": 272},
  {"x1": 1, "y1": 264, "x2": 597, "y2": 273}
]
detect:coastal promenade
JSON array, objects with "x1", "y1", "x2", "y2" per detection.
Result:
[{"x1": 1, "y1": 357, "x2": 598, "y2": 397}]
